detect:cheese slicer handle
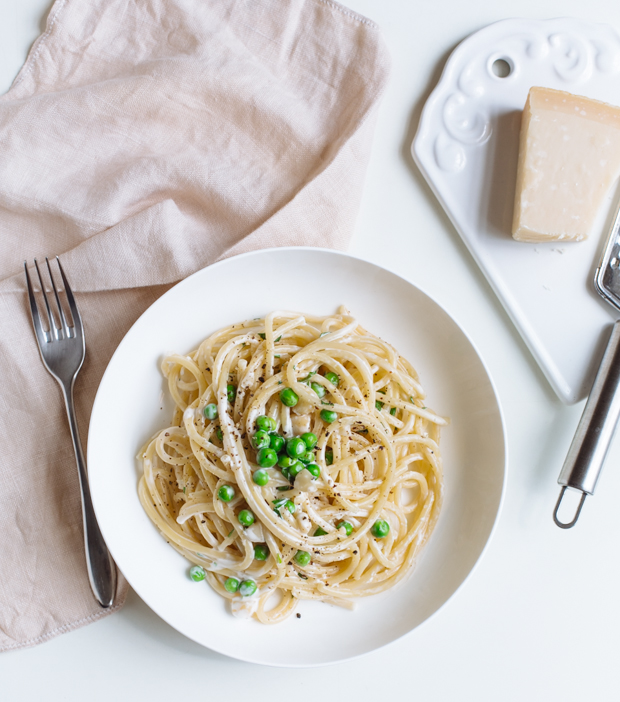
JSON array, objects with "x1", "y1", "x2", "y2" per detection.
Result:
[{"x1": 554, "y1": 319, "x2": 620, "y2": 528}]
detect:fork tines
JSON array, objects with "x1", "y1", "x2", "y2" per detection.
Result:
[{"x1": 24, "y1": 257, "x2": 80, "y2": 344}]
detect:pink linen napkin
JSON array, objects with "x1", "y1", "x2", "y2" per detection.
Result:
[{"x1": 0, "y1": 0, "x2": 389, "y2": 650}]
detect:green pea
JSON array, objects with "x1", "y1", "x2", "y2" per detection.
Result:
[
  {"x1": 337, "y1": 520, "x2": 353, "y2": 536},
  {"x1": 256, "y1": 415, "x2": 277, "y2": 432},
  {"x1": 238, "y1": 509, "x2": 255, "y2": 526},
  {"x1": 239, "y1": 580, "x2": 257, "y2": 597},
  {"x1": 371, "y1": 519, "x2": 390, "y2": 538},
  {"x1": 289, "y1": 461, "x2": 304, "y2": 478},
  {"x1": 325, "y1": 450, "x2": 333, "y2": 465},
  {"x1": 203, "y1": 403, "x2": 218, "y2": 420},
  {"x1": 269, "y1": 434, "x2": 285, "y2": 453},
  {"x1": 257, "y1": 447, "x2": 278, "y2": 468},
  {"x1": 189, "y1": 565, "x2": 205, "y2": 582},
  {"x1": 306, "y1": 463, "x2": 320, "y2": 479},
  {"x1": 324, "y1": 371, "x2": 339, "y2": 386},
  {"x1": 301, "y1": 432, "x2": 317, "y2": 449},
  {"x1": 273, "y1": 498, "x2": 295, "y2": 514},
  {"x1": 216, "y1": 427, "x2": 224, "y2": 442},
  {"x1": 320, "y1": 409, "x2": 337, "y2": 423},
  {"x1": 227, "y1": 384, "x2": 236, "y2": 403},
  {"x1": 218, "y1": 485, "x2": 235, "y2": 502},
  {"x1": 251, "y1": 430, "x2": 271, "y2": 450},
  {"x1": 299, "y1": 450, "x2": 314, "y2": 464},
  {"x1": 314, "y1": 527, "x2": 327, "y2": 536},
  {"x1": 286, "y1": 437, "x2": 307, "y2": 458},
  {"x1": 280, "y1": 388, "x2": 299, "y2": 407},
  {"x1": 310, "y1": 381, "x2": 325, "y2": 398},
  {"x1": 224, "y1": 577, "x2": 239, "y2": 593},
  {"x1": 278, "y1": 454, "x2": 296, "y2": 469},
  {"x1": 254, "y1": 544, "x2": 269, "y2": 561},
  {"x1": 253, "y1": 468, "x2": 269, "y2": 486},
  {"x1": 390, "y1": 407, "x2": 397, "y2": 416},
  {"x1": 375, "y1": 400, "x2": 384, "y2": 411},
  {"x1": 294, "y1": 550, "x2": 311, "y2": 566}
]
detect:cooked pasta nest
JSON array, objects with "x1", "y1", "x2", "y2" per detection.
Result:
[{"x1": 139, "y1": 307, "x2": 445, "y2": 623}]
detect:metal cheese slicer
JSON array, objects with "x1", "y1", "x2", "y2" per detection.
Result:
[{"x1": 553, "y1": 204, "x2": 620, "y2": 528}]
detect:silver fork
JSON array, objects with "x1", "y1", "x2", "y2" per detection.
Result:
[{"x1": 24, "y1": 257, "x2": 117, "y2": 608}]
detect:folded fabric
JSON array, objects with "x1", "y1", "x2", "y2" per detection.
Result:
[{"x1": 0, "y1": 0, "x2": 389, "y2": 650}]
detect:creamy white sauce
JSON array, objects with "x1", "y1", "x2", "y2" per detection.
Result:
[
  {"x1": 229, "y1": 574, "x2": 260, "y2": 619},
  {"x1": 291, "y1": 400, "x2": 313, "y2": 416},
  {"x1": 243, "y1": 522, "x2": 265, "y2": 542},
  {"x1": 294, "y1": 469, "x2": 315, "y2": 493},
  {"x1": 291, "y1": 413, "x2": 311, "y2": 435},
  {"x1": 231, "y1": 597, "x2": 258, "y2": 619}
]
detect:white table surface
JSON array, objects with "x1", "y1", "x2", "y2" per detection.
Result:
[{"x1": 2, "y1": 1, "x2": 620, "y2": 700}]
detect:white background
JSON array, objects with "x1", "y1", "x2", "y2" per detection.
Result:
[{"x1": 2, "y1": 0, "x2": 620, "y2": 700}]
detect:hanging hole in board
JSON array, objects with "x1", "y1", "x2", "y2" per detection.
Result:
[{"x1": 491, "y1": 58, "x2": 512, "y2": 78}]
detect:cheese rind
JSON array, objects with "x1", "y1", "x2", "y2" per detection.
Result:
[{"x1": 512, "y1": 86, "x2": 620, "y2": 243}]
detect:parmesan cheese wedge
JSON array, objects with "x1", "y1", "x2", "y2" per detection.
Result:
[{"x1": 512, "y1": 86, "x2": 620, "y2": 243}]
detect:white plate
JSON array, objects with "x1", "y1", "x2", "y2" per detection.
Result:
[
  {"x1": 413, "y1": 17, "x2": 620, "y2": 404},
  {"x1": 88, "y1": 247, "x2": 506, "y2": 667}
]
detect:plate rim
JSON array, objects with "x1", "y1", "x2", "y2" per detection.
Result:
[{"x1": 88, "y1": 245, "x2": 508, "y2": 667}]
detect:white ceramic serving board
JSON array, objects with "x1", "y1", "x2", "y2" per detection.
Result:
[{"x1": 413, "y1": 17, "x2": 620, "y2": 404}]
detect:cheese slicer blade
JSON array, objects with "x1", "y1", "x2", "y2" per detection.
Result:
[{"x1": 554, "y1": 204, "x2": 620, "y2": 528}]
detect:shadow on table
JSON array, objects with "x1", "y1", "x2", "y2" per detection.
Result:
[{"x1": 120, "y1": 588, "x2": 234, "y2": 663}]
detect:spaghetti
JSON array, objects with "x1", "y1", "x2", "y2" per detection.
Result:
[{"x1": 139, "y1": 308, "x2": 445, "y2": 622}]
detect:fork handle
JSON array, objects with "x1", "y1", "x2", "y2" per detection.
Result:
[{"x1": 61, "y1": 379, "x2": 117, "y2": 607}]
